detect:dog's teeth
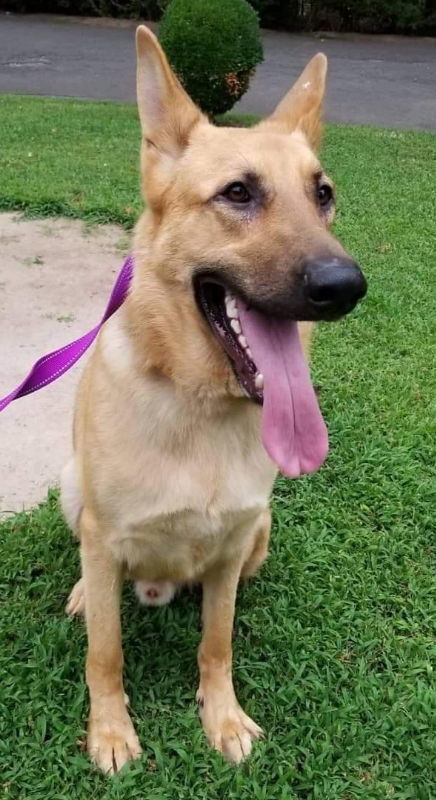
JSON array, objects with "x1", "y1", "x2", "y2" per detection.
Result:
[
  {"x1": 255, "y1": 373, "x2": 264, "y2": 390},
  {"x1": 226, "y1": 298, "x2": 238, "y2": 319},
  {"x1": 246, "y1": 347, "x2": 253, "y2": 359},
  {"x1": 231, "y1": 319, "x2": 241, "y2": 335},
  {"x1": 238, "y1": 334, "x2": 247, "y2": 349}
]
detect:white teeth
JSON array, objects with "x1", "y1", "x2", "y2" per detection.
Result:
[
  {"x1": 225, "y1": 297, "x2": 238, "y2": 318},
  {"x1": 225, "y1": 295, "x2": 251, "y2": 356},
  {"x1": 224, "y1": 293, "x2": 259, "y2": 385},
  {"x1": 255, "y1": 373, "x2": 264, "y2": 390}
]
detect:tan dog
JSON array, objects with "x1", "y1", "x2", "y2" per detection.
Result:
[{"x1": 61, "y1": 26, "x2": 366, "y2": 774}]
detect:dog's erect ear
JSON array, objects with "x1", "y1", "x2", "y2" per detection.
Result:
[
  {"x1": 136, "y1": 25, "x2": 204, "y2": 158},
  {"x1": 261, "y1": 53, "x2": 327, "y2": 150}
]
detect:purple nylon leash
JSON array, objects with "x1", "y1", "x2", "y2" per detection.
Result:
[{"x1": 0, "y1": 255, "x2": 134, "y2": 413}]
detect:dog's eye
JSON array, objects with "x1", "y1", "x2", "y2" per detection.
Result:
[
  {"x1": 221, "y1": 182, "x2": 251, "y2": 204},
  {"x1": 317, "y1": 183, "x2": 333, "y2": 208}
]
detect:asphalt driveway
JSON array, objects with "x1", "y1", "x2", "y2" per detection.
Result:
[{"x1": 0, "y1": 13, "x2": 435, "y2": 130}]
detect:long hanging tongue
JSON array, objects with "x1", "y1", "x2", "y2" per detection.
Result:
[{"x1": 238, "y1": 304, "x2": 328, "y2": 478}]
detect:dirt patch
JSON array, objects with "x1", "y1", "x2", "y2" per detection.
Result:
[{"x1": 0, "y1": 213, "x2": 129, "y2": 516}]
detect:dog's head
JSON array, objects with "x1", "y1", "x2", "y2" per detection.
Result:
[{"x1": 133, "y1": 26, "x2": 366, "y2": 477}]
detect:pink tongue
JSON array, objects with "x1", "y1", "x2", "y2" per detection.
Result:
[{"x1": 238, "y1": 304, "x2": 328, "y2": 478}]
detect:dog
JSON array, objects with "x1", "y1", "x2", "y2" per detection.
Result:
[{"x1": 60, "y1": 25, "x2": 366, "y2": 774}]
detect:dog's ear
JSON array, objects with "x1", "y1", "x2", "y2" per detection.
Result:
[
  {"x1": 136, "y1": 25, "x2": 204, "y2": 159},
  {"x1": 261, "y1": 53, "x2": 327, "y2": 150}
]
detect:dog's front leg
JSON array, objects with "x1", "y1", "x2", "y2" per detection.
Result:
[
  {"x1": 81, "y1": 510, "x2": 142, "y2": 774},
  {"x1": 197, "y1": 555, "x2": 263, "y2": 764}
]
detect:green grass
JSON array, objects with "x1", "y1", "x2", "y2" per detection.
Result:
[
  {"x1": 0, "y1": 95, "x2": 257, "y2": 227},
  {"x1": 1, "y1": 95, "x2": 435, "y2": 800}
]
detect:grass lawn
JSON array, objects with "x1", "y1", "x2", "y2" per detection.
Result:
[{"x1": 0, "y1": 95, "x2": 435, "y2": 800}]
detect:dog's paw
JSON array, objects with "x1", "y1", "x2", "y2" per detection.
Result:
[
  {"x1": 134, "y1": 580, "x2": 177, "y2": 607},
  {"x1": 88, "y1": 711, "x2": 142, "y2": 775},
  {"x1": 197, "y1": 687, "x2": 263, "y2": 764},
  {"x1": 66, "y1": 577, "x2": 85, "y2": 616}
]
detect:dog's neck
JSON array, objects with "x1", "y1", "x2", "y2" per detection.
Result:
[{"x1": 108, "y1": 303, "x2": 260, "y2": 457}]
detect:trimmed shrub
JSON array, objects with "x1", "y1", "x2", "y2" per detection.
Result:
[{"x1": 159, "y1": 0, "x2": 263, "y2": 116}]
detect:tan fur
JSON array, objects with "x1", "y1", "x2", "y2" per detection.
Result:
[{"x1": 61, "y1": 26, "x2": 353, "y2": 773}]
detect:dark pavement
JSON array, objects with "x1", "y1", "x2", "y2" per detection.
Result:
[{"x1": 0, "y1": 13, "x2": 435, "y2": 130}]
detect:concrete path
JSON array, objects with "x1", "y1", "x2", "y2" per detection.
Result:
[
  {"x1": 0, "y1": 13, "x2": 435, "y2": 130},
  {"x1": 0, "y1": 213, "x2": 128, "y2": 516}
]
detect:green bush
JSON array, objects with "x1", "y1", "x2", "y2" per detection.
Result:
[{"x1": 159, "y1": 0, "x2": 263, "y2": 116}]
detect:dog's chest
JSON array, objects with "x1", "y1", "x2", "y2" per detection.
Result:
[
  {"x1": 105, "y1": 412, "x2": 276, "y2": 580},
  {"x1": 96, "y1": 319, "x2": 277, "y2": 580}
]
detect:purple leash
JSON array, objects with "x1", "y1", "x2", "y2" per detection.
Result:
[{"x1": 0, "y1": 255, "x2": 134, "y2": 413}]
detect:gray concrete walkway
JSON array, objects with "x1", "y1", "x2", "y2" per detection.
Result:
[
  {"x1": 0, "y1": 13, "x2": 435, "y2": 130},
  {"x1": 0, "y1": 213, "x2": 127, "y2": 516}
]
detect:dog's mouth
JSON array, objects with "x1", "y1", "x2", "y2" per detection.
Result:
[
  {"x1": 195, "y1": 279, "x2": 264, "y2": 403},
  {"x1": 194, "y1": 275, "x2": 329, "y2": 479}
]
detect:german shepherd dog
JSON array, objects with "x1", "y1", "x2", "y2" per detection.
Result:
[{"x1": 60, "y1": 26, "x2": 366, "y2": 773}]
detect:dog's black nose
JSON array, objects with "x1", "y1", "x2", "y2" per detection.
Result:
[{"x1": 303, "y1": 257, "x2": 367, "y2": 317}]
